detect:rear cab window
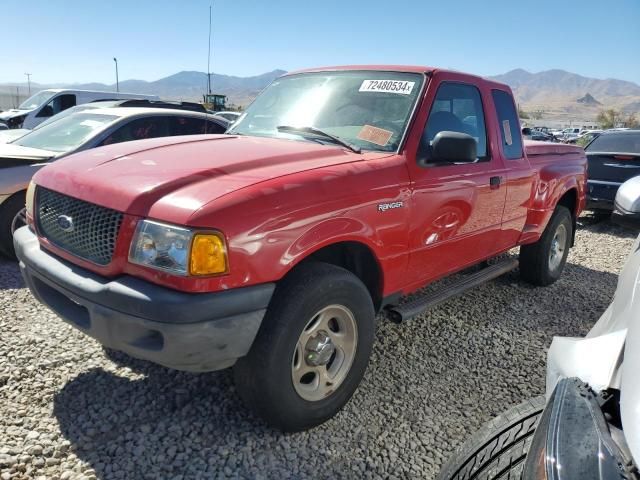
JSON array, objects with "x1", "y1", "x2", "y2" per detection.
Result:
[{"x1": 492, "y1": 89, "x2": 523, "y2": 160}]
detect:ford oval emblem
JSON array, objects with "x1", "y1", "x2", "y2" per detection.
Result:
[{"x1": 57, "y1": 215, "x2": 74, "y2": 233}]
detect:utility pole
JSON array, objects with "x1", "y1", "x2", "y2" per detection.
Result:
[
  {"x1": 207, "y1": 4, "x2": 213, "y2": 95},
  {"x1": 24, "y1": 73, "x2": 32, "y2": 95},
  {"x1": 113, "y1": 57, "x2": 119, "y2": 92}
]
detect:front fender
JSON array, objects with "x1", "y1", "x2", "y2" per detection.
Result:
[{"x1": 284, "y1": 217, "x2": 381, "y2": 265}]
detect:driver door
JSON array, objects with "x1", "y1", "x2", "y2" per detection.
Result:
[{"x1": 405, "y1": 79, "x2": 508, "y2": 288}]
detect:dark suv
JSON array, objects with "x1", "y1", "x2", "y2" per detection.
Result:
[{"x1": 585, "y1": 130, "x2": 640, "y2": 211}]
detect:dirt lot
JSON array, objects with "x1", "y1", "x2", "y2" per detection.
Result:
[{"x1": 0, "y1": 215, "x2": 635, "y2": 480}]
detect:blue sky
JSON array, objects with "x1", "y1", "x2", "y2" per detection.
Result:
[{"x1": 2, "y1": 0, "x2": 639, "y2": 85}]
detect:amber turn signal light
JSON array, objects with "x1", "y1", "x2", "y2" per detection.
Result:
[{"x1": 189, "y1": 233, "x2": 228, "y2": 275}]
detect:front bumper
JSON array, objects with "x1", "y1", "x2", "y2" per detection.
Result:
[{"x1": 14, "y1": 226, "x2": 275, "y2": 372}]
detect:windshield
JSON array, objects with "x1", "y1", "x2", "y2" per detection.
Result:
[
  {"x1": 586, "y1": 132, "x2": 640, "y2": 154},
  {"x1": 18, "y1": 90, "x2": 56, "y2": 110},
  {"x1": 228, "y1": 71, "x2": 424, "y2": 152},
  {"x1": 33, "y1": 103, "x2": 119, "y2": 130},
  {"x1": 14, "y1": 113, "x2": 118, "y2": 153}
]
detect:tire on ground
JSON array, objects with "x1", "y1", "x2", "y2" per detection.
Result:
[
  {"x1": 437, "y1": 396, "x2": 546, "y2": 480},
  {"x1": 0, "y1": 191, "x2": 27, "y2": 259},
  {"x1": 519, "y1": 205, "x2": 572, "y2": 286},
  {"x1": 233, "y1": 262, "x2": 376, "y2": 432}
]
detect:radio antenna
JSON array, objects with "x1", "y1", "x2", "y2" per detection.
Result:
[{"x1": 207, "y1": 4, "x2": 212, "y2": 95}]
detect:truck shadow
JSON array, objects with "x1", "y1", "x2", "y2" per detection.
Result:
[
  {"x1": 577, "y1": 212, "x2": 639, "y2": 239},
  {"x1": 0, "y1": 257, "x2": 25, "y2": 290}
]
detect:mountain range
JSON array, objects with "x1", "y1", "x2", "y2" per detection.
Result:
[
  {"x1": 489, "y1": 69, "x2": 640, "y2": 117},
  {"x1": 2, "y1": 68, "x2": 639, "y2": 118}
]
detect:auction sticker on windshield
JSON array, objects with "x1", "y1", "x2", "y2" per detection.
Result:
[
  {"x1": 359, "y1": 80, "x2": 415, "y2": 95},
  {"x1": 357, "y1": 125, "x2": 394, "y2": 146}
]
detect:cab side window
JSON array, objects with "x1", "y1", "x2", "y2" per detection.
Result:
[
  {"x1": 37, "y1": 94, "x2": 77, "y2": 117},
  {"x1": 99, "y1": 117, "x2": 169, "y2": 146},
  {"x1": 492, "y1": 89, "x2": 523, "y2": 160},
  {"x1": 424, "y1": 82, "x2": 488, "y2": 159},
  {"x1": 169, "y1": 116, "x2": 207, "y2": 136}
]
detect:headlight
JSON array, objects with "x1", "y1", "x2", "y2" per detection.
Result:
[
  {"x1": 129, "y1": 220, "x2": 227, "y2": 276},
  {"x1": 524, "y1": 379, "x2": 627, "y2": 480},
  {"x1": 25, "y1": 181, "x2": 36, "y2": 217}
]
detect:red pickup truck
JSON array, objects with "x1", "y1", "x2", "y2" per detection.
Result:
[{"x1": 14, "y1": 66, "x2": 586, "y2": 431}]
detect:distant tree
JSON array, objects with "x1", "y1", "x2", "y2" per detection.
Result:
[
  {"x1": 597, "y1": 109, "x2": 623, "y2": 129},
  {"x1": 518, "y1": 108, "x2": 530, "y2": 119},
  {"x1": 626, "y1": 113, "x2": 640, "y2": 128}
]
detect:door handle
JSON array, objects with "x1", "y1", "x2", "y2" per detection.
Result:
[{"x1": 490, "y1": 176, "x2": 502, "y2": 189}]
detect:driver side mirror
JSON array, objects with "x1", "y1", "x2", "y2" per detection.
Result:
[
  {"x1": 613, "y1": 176, "x2": 640, "y2": 229},
  {"x1": 419, "y1": 131, "x2": 477, "y2": 166},
  {"x1": 37, "y1": 105, "x2": 54, "y2": 118}
]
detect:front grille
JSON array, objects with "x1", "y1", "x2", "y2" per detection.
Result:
[{"x1": 36, "y1": 187, "x2": 123, "y2": 265}]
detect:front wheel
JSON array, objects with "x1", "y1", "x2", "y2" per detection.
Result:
[
  {"x1": 233, "y1": 262, "x2": 375, "y2": 431},
  {"x1": 437, "y1": 396, "x2": 546, "y2": 480},
  {"x1": 519, "y1": 206, "x2": 573, "y2": 286},
  {"x1": 0, "y1": 192, "x2": 27, "y2": 259}
]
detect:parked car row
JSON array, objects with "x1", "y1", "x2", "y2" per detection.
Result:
[
  {"x1": 0, "y1": 89, "x2": 159, "y2": 129},
  {"x1": 0, "y1": 100, "x2": 229, "y2": 257}
]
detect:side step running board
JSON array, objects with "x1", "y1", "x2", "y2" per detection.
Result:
[{"x1": 387, "y1": 258, "x2": 519, "y2": 323}]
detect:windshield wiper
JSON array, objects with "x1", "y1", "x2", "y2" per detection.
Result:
[{"x1": 277, "y1": 125, "x2": 361, "y2": 154}]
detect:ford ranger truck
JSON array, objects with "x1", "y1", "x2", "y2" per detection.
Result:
[{"x1": 14, "y1": 66, "x2": 587, "y2": 431}]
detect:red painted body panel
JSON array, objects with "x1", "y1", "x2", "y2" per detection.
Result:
[{"x1": 31, "y1": 66, "x2": 587, "y2": 297}]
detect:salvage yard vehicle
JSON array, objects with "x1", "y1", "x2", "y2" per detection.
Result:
[
  {"x1": 14, "y1": 66, "x2": 587, "y2": 431},
  {"x1": 586, "y1": 129, "x2": 640, "y2": 212},
  {"x1": 438, "y1": 177, "x2": 640, "y2": 480},
  {"x1": 0, "y1": 105, "x2": 228, "y2": 258},
  {"x1": 0, "y1": 89, "x2": 158, "y2": 129}
]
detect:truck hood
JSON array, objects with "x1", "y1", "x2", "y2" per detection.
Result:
[
  {"x1": 0, "y1": 108, "x2": 32, "y2": 121},
  {"x1": 33, "y1": 134, "x2": 380, "y2": 223}
]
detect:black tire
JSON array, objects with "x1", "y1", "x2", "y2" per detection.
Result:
[
  {"x1": 233, "y1": 262, "x2": 375, "y2": 432},
  {"x1": 437, "y1": 396, "x2": 546, "y2": 480},
  {"x1": 519, "y1": 206, "x2": 572, "y2": 286},
  {"x1": 0, "y1": 191, "x2": 27, "y2": 259}
]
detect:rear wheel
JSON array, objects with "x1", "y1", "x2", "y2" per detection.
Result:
[
  {"x1": 0, "y1": 192, "x2": 27, "y2": 259},
  {"x1": 437, "y1": 396, "x2": 546, "y2": 480},
  {"x1": 519, "y1": 206, "x2": 572, "y2": 286},
  {"x1": 233, "y1": 262, "x2": 375, "y2": 432}
]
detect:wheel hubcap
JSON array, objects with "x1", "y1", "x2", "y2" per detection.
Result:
[
  {"x1": 11, "y1": 207, "x2": 27, "y2": 234},
  {"x1": 304, "y1": 331, "x2": 336, "y2": 367},
  {"x1": 291, "y1": 305, "x2": 358, "y2": 402},
  {"x1": 549, "y1": 224, "x2": 567, "y2": 271}
]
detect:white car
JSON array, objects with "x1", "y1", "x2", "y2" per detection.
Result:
[
  {"x1": 0, "y1": 89, "x2": 158, "y2": 130},
  {"x1": 438, "y1": 176, "x2": 640, "y2": 479},
  {"x1": 0, "y1": 106, "x2": 227, "y2": 258}
]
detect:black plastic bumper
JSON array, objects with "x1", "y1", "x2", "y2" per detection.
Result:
[
  {"x1": 586, "y1": 181, "x2": 619, "y2": 211},
  {"x1": 14, "y1": 226, "x2": 275, "y2": 372}
]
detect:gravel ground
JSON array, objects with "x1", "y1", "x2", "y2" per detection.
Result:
[{"x1": 0, "y1": 215, "x2": 636, "y2": 480}]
